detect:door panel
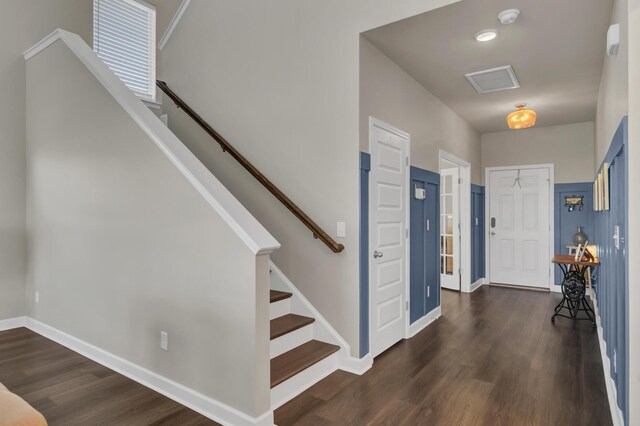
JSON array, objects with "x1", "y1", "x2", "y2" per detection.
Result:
[
  {"x1": 489, "y1": 168, "x2": 550, "y2": 288},
  {"x1": 370, "y1": 122, "x2": 407, "y2": 358},
  {"x1": 440, "y1": 168, "x2": 460, "y2": 290}
]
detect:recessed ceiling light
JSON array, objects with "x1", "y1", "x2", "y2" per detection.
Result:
[
  {"x1": 498, "y1": 9, "x2": 520, "y2": 25},
  {"x1": 475, "y1": 30, "x2": 498, "y2": 42}
]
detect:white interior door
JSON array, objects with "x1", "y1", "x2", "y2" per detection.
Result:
[
  {"x1": 488, "y1": 167, "x2": 551, "y2": 288},
  {"x1": 370, "y1": 120, "x2": 408, "y2": 358},
  {"x1": 440, "y1": 168, "x2": 460, "y2": 290}
]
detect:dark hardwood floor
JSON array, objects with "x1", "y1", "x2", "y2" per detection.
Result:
[
  {"x1": 0, "y1": 327, "x2": 217, "y2": 425},
  {"x1": 275, "y1": 285, "x2": 612, "y2": 426},
  {"x1": 0, "y1": 285, "x2": 611, "y2": 425}
]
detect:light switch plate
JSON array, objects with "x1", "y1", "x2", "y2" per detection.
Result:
[
  {"x1": 337, "y1": 222, "x2": 346, "y2": 238},
  {"x1": 613, "y1": 225, "x2": 621, "y2": 250}
]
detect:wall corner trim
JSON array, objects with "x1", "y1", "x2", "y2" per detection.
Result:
[
  {"x1": 158, "y1": 0, "x2": 192, "y2": 50},
  {"x1": 23, "y1": 29, "x2": 280, "y2": 256}
]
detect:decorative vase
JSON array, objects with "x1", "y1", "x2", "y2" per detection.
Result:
[{"x1": 572, "y1": 226, "x2": 587, "y2": 246}]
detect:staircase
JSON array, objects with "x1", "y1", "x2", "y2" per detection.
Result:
[
  {"x1": 154, "y1": 81, "x2": 350, "y2": 411},
  {"x1": 268, "y1": 287, "x2": 340, "y2": 409}
]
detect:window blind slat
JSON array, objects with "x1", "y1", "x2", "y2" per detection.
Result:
[
  {"x1": 93, "y1": 0, "x2": 155, "y2": 99},
  {"x1": 95, "y1": 23, "x2": 151, "y2": 50}
]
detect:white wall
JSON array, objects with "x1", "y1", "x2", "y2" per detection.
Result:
[
  {"x1": 596, "y1": 0, "x2": 629, "y2": 168},
  {"x1": 627, "y1": 0, "x2": 639, "y2": 423},
  {"x1": 158, "y1": 0, "x2": 460, "y2": 356},
  {"x1": 0, "y1": 0, "x2": 92, "y2": 321},
  {"x1": 26, "y1": 40, "x2": 270, "y2": 418},
  {"x1": 481, "y1": 122, "x2": 595, "y2": 184},
  {"x1": 360, "y1": 38, "x2": 481, "y2": 184}
]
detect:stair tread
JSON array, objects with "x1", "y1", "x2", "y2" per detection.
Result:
[
  {"x1": 270, "y1": 290, "x2": 292, "y2": 303},
  {"x1": 270, "y1": 340, "x2": 340, "y2": 388},
  {"x1": 271, "y1": 314, "x2": 315, "y2": 340}
]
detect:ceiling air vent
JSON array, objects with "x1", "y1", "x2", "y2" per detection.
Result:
[{"x1": 465, "y1": 65, "x2": 520, "y2": 94}]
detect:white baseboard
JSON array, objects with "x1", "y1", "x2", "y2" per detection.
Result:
[
  {"x1": 0, "y1": 316, "x2": 27, "y2": 331},
  {"x1": 409, "y1": 306, "x2": 441, "y2": 338},
  {"x1": 470, "y1": 278, "x2": 487, "y2": 293},
  {"x1": 270, "y1": 352, "x2": 338, "y2": 410},
  {"x1": 338, "y1": 353, "x2": 372, "y2": 375},
  {"x1": 590, "y1": 289, "x2": 625, "y2": 426},
  {"x1": 24, "y1": 318, "x2": 273, "y2": 426}
]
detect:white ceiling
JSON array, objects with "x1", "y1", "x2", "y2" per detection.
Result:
[{"x1": 362, "y1": 0, "x2": 613, "y2": 133}]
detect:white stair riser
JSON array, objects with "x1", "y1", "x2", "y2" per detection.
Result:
[
  {"x1": 270, "y1": 324, "x2": 313, "y2": 359},
  {"x1": 269, "y1": 298, "x2": 291, "y2": 320},
  {"x1": 270, "y1": 352, "x2": 338, "y2": 410}
]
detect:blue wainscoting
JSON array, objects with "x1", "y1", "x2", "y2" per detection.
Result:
[
  {"x1": 554, "y1": 183, "x2": 594, "y2": 284},
  {"x1": 359, "y1": 152, "x2": 370, "y2": 358},
  {"x1": 593, "y1": 117, "x2": 628, "y2": 422},
  {"x1": 410, "y1": 166, "x2": 440, "y2": 323},
  {"x1": 470, "y1": 185, "x2": 485, "y2": 283}
]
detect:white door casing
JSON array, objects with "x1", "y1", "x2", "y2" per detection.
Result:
[
  {"x1": 440, "y1": 167, "x2": 460, "y2": 291},
  {"x1": 369, "y1": 118, "x2": 409, "y2": 358},
  {"x1": 487, "y1": 166, "x2": 553, "y2": 289}
]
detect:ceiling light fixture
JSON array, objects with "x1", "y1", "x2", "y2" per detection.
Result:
[
  {"x1": 507, "y1": 104, "x2": 537, "y2": 129},
  {"x1": 498, "y1": 9, "x2": 520, "y2": 25},
  {"x1": 475, "y1": 30, "x2": 498, "y2": 42}
]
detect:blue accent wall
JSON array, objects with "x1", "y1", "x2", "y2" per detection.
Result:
[
  {"x1": 359, "y1": 152, "x2": 370, "y2": 358},
  {"x1": 410, "y1": 166, "x2": 440, "y2": 323},
  {"x1": 592, "y1": 118, "x2": 628, "y2": 422},
  {"x1": 470, "y1": 185, "x2": 485, "y2": 283},
  {"x1": 554, "y1": 183, "x2": 595, "y2": 284}
]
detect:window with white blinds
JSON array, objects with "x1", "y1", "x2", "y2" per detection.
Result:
[{"x1": 93, "y1": 0, "x2": 156, "y2": 100}]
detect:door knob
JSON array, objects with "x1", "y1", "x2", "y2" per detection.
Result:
[
  {"x1": 490, "y1": 231, "x2": 496, "y2": 236},
  {"x1": 373, "y1": 250, "x2": 383, "y2": 259}
]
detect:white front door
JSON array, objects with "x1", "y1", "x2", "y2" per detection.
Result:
[
  {"x1": 369, "y1": 119, "x2": 408, "y2": 358},
  {"x1": 440, "y1": 168, "x2": 460, "y2": 290},
  {"x1": 488, "y1": 167, "x2": 551, "y2": 288}
]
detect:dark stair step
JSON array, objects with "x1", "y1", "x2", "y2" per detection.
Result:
[
  {"x1": 271, "y1": 314, "x2": 314, "y2": 340},
  {"x1": 270, "y1": 340, "x2": 340, "y2": 388},
  {"x1": 270, "y1": 290, "x2": 292, "y2": 303}
]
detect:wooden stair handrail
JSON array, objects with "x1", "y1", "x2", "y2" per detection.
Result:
[{"x1": 156, "y1": 80, "x2": 345, "y2": 253}]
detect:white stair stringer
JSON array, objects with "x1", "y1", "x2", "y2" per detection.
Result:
[{"x1": 268, "y1": 262, "x2": 372, "y2": 410}]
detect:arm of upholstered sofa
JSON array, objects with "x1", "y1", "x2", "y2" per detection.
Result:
[{"x1": 0, "y1": 383, "x2": 47, "y2": 426}]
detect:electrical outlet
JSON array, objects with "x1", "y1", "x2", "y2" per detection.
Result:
[
  {"x1": 35, "y1": 291, "x2": 39, "y2": 304},
  {"x1": 160, "y1": 331, "x2": 169, "y2": 351},
  {"x1": 337, "y1": 222, "x2": 346, "y2": 238},
  {"x1": 613, "y1": 349, "x2": 617, "y2": 374}
]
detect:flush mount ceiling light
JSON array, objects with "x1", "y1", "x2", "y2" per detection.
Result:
[
  {"x1": 507, "y1": 104, "x2": 537, "y2": 129},
  {"x1": 498, "y1": 9, "x2": 520, "y2": 25},
  {"x1": 475, "y1": 29, "x2": 498, "y2": 42}
]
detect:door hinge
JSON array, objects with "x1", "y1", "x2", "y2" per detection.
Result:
[
  {"x1": 406, "y1": 157, "x2": 409, "y2": 166},
  {"x1": 406, "y1": 301, "x2": 409, "y2": 311},
  {"x1": 406, "y1": 228, "x2": 409, "y2": 238},
  {"x1": 458, "y1": 178, "x2": 462, "y2": 184}
]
